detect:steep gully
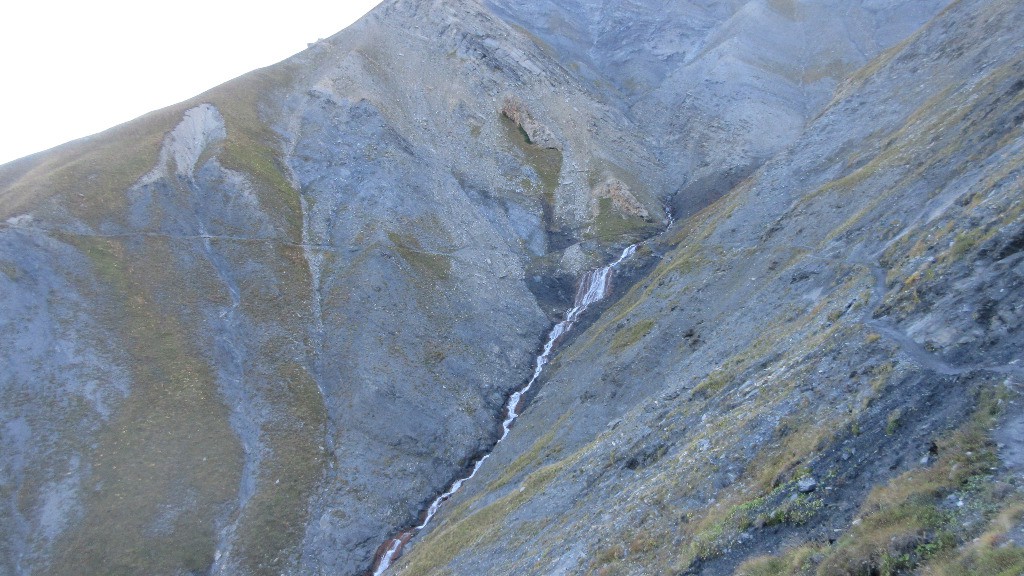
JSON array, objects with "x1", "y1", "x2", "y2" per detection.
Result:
[
  {"x1": 370, "y1": 239, "x2": 647, "y2": 575},
  {"x1": 366, "y1": 197, "x2": 1024, "y2": 572}
]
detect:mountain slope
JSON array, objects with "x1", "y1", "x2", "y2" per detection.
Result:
[
  {"x1": 1, "y1": 1, "x2": 1022, "y2": 575},
  {"x1": 484, "y1": 0, "x2": 949, "y2": 215},
  {"x1": 390, "y1": 0, "x2": 1024, "y2": 574}
]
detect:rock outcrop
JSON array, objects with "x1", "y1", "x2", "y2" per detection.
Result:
[
  {"x1": 500, "y1": 96, "x2": 561, "y2": 151},
  {"x1": 590, "y1": 177, "x2": 650, "y2": 220}
]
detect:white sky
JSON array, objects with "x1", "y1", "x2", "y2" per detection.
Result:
[{"x1": 0, "y1": 1, "x2": 383, "y2": 166}]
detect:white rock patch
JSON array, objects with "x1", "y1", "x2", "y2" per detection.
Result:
[{"x1": 139, "y1": 104, "x2": 226, "y2": 184}]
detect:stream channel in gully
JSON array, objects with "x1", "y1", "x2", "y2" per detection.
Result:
[{"x1": 371, "y1": 243, "x2": 640, "y2": 574}]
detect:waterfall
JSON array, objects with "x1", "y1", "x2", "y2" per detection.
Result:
[{"x1": 371, "y1": 244, "x2": 638, "y2": 575}]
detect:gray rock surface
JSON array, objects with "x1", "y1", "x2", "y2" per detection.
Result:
[
  {"x1": 796, "y1": 477, "x2": 818, "y2": 494},
  {"x1": 485, "y1": 0, "x2": 949, "y2": 216},
  {"x1": 388, "y1": 0, "x2": 1024, "y2": 574},
  {"x1": 1, "y1": 0, "x2": 1023, "y2": 575}
]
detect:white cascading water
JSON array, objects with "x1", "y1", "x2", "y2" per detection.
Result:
[{"x1": 371, "y1": 244, "x2": 638, "y2": 575}]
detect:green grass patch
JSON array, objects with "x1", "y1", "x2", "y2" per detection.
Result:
[
  {"x1": 388, "y1": 231, "x2": 452, "y2": 281},
  {"x1": 0, "y1": 59, "x2": 302, "y2": 238},
  {"x1": 736, "y1": 545, "x2": 821, "y2": 576},
  {"x1": 69, "y1": 234, "x2": 127, "y2": 289},
  {"x1": 56, "y1": 235, "x2": 326, "y2": 575},
  {"x1": 610, "y1": 319, "x2": 655, "y2": 353},
  {"x1": 499, "y1": 113, "x2": 562, "y2": 206},
  {"x1": 751, "y1": 417, "x2": 835, "y2": 493},
  {"x1": 590, "y1": 197, "x2": 652, "y2": 243},
  {"x1": 219, "y1": 241, "x2": 324, "y2": 574},
  {"x1": 0, "y1": 261, "x2": 19, "y2": 281},
  {"x1": 947, "y1": 229, "x2": 985, "y2": 262},
  {"x1": 488, "y1": 416, "x2": 565, "y2": 492},
  {"x1": 397, "y1": 462, "x2": 564, "y2": 575},
  {"x1": 886, "y1": 408, "x2": 903, "y2": 435},
  {"x1": 691, "y1": 369, "x2": 731, "y2": 399},
  {"x1": 234, "y1": 360, "x2": 326, "y2": 576},
  {"x1": 52, "y1": 236, "x2": 244, "y2": 576},
  {"x1": 924, "y1": 501, "x2": 1024, "y2": 575},
  {"x1": 202, "y1": 65, "x2": 303, "y2": 240},
  {"x1": 0, "y1": 107, "x2": 180, "y2": 224}
]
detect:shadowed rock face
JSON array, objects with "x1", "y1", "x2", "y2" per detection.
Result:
[{"x1": 2, "y1": 1, "x2": 1023, "y2": 575}]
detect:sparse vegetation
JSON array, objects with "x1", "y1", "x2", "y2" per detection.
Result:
[
  {"x1": 610, "y1": 319, "x2": 655, "y2": 352},
  {"x1": 52, "y1": 236, "x2": 244, "y2": 576},
  {"x1": 947, "y1": 229, "x2": 984, "y2": 262},
  {"x1": 233, "y1": 360, "x2": 326, "y2": 576},
  {"x1": 204, "y1": 66, "x2": 304, "y2": 239},
  {"x1": 488, "y1": 419, "x2": 564, "y2": 492},
  {"x1": 745, "y1": 388, "x2": 1015, "y2": 576},
  {"x1": 886, "y1": 408, "x2": 903, "y2": 435},
  {"x1": 736, "y1": 545, "x2": 821, "y2": 576},
  {"x1": 591, "y1": 197, "x2": 653, "y2": 243},
  {"x1": 752, "y1": 418, "x2": 835, "y2": 493},
  {"x1": 397, "y1": 461, "x2": 565, "y2": 575},
  {"x1": 0, "y1": 108, "x2": 177, "y2": 223},
  {"x1": 871, "y1": 361, "x2": 895, "y2": 394},
  {"x1": 6, "y1": 2, "x2": 1024, "y2": 576},
  {"x1": 499, "y1": 112, "x2": 562, "y2": 208},
  {"x1": 923, "y1": 502, "x2": 1024, "y2": 575},
  {"x1": 388, "y1": 231, "x2": 452, "y2": 281},
  {"x1": 691, "y1": 369, "x2": 731, "y2": 399}
]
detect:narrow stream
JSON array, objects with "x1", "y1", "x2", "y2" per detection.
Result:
[{"x1": 370, "y1": 244, "x2": 638, "y2": 575}]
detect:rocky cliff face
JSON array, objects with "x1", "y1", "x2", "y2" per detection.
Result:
[
  {"x1": 484, "y1": 0, "x2": 948, "y2": 216},
  {"x1": 1, "y1": 1, "x2": 1022, "y2": 575}
]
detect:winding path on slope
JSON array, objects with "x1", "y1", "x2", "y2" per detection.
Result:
[{"x1": 857, "y1": 256, "x2": 1024, "y2": 379}]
